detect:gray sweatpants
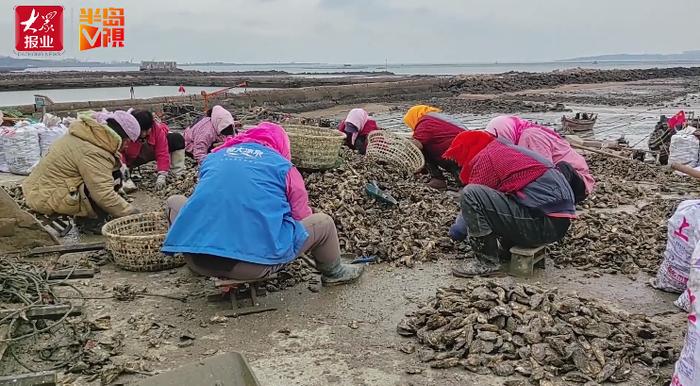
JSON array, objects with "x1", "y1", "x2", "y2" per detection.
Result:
[{"x1": 165, "y1": 195, "x2": 340, "y2": 280}]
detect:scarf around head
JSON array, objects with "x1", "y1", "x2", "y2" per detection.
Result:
[
  {"x1": 403, "y1": 105, "x2": 441, "y2": 131},
  {"x1": 485, "y1": 115, "x2": 559, "y2": 144},
  {"x1": 92, "y1": 109, "x2": 141, "y2": 141},
  {"x1": 211, "y1": 105, "x2": 235, "y2": 134},
  {"x1": 211, "y1": 121, "x2": 291, "y2": 160},
  {"x1": 442, "y1": 130, "x2": 494, "y2": 184},
  {"x1": 345, "y1": 108, "x2": 369, "y2": 131}
]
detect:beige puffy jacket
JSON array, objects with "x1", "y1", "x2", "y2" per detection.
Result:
[{"x1": 22, "y1": 115, "x2": 135, "y2": 218}]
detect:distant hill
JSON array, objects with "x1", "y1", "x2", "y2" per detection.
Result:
[
  {"x1": 561, "y1": 50, "x2": 700, "y2": 62},
  {"x1": 0, "y1": 56, "x2": 127, "y2": 69}
]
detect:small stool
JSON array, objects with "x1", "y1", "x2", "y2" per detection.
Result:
[
  {"x1": 36, "y1": 214, "x2": 73, "y2": 237},
  {"x1": 508, "y1": 245, "x2": 547, "y2": 276},
  {"x1": 207, "y1": 274, "x2": 278, "y2": 310}
]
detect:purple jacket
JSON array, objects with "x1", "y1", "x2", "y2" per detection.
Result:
[{"x1": 184, "y1": 106, "x2": 235, "y2": 164}]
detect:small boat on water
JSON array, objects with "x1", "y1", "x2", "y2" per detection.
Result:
[{"x1": 561, "y1": 113, "x2": 598, "y2": 132}]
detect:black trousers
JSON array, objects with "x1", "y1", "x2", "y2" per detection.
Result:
[{"x1": 460, "y1": 185, "x2": 571, "y2": 264}]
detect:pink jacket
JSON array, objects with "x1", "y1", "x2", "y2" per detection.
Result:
[
  {"x1": 184, "y1": 106, "x2": 235, "y2": 164},
  {"x1": 486, "y1": 115, "x2": 595, "y2": 194},
  {"x1": 122, "y1": 120, "x2": 171, "y2": 172},
  {"x1": 212, "y1": 122, "x2": 312, "y2": 220}
]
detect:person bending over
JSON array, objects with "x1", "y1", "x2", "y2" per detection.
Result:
[
  {"x1": 444, "y1": 131, "x2": 575, "y2": 277},
  {"x1": 162, "y1": 122, "x2": 364, "y2": 286},
  {"x1": 404, "y1": 105, "x2": 467, "y2": 190}
]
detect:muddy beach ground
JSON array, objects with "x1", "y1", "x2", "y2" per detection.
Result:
[{"x1": 1, "y1": 70, "x2": 700, "y2": 385}]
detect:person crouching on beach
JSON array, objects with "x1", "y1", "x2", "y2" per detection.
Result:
[
  {"x1": 403, "y1": 105, "x2": 467, "y2": 190},
  {"x1": 444, "y1": 131, "x2": 575, "y2": 277},
  {"x1": 162, "y1": 122, "x2": 364, "y2": 286},
  {"x1": 121, "y1": 110, "x2": 186, "y2": 191},
  {"x1": 22, "y1": 110, "x2": 141, "y2": 233},
  {"x1": 485, "y1": 115, "x2": 594, "y2": 203},
  {"x1": 184, "y1": 105, "x2": 237, "y2": 165},
  {"x1": 338, "y1": 108, "x2": 378, "y2": 154}
]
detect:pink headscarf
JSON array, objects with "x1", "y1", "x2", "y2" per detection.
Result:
[
  {"x1": 345, "y1": 108, "x2": 369, "y2": 130},
  {"x1": 485, "y1": 115, "x2": 559, "y2": 145},
  {"x1": 211, "y1": 105, "x2": 235, "y2": 134},
  {"x1": 212, "y1": 122, "x2": 291, "y2": 160},
  {"x1": 92, "y1": 109, "x2": 141, "y2": 141}
]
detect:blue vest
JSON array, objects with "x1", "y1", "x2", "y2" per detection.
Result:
[{"x1": 162, "y1": 143, "x2": 309, "y2": 265}]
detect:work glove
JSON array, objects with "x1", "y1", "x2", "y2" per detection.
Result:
[
  {"x1": 448, "y1": 214, "x2": 468, "y2": 242},
  {"x1": 155, "y1": 172, "x2": 168, "y2": 191},
  {"x1": 125, "y1": 205, "x2": 141, "y2": 216},
  {"x1": 427, "y1": 178, "x2": 448, "y2": 191}
]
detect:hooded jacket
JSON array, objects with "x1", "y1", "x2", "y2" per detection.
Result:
[
  {"x1": 22, "y1": 115, "x2": 134, "y2": 218},
  {"x1": 485, "y1": 115, "x2": 595, "y2": 194},
  {"x1": 122, "y1": 120, "x2": 171, "y2": 172},
  {"x1": 184, "y1": 106, "x2": 235, "y2": 164},
  {"x1": 444, "y1": 131, "x2": 575, "y2": 218},
  {"x1": 162, "y1": 123, "x2": 312, "y2": 265},
  {"x1": 413, "y1": 112, "x2": 468, "y2": 163}
]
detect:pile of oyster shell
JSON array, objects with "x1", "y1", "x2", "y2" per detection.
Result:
[
  {"x1": 139, "y1": 149, "x2": 465, "y2": 264},
  {"x1": 397, "y1": 281, "x2": 677, "y2": 384},
  {"x1": 303, "y1": 149, "x2": 465, "y2": 265},
  {"x1": 550, "y1": 199, "x2": 679, "y2": 275}
]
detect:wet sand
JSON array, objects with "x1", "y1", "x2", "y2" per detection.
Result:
[{"x1": 1, "y1": 69, "x2": 699, "y2": 385}]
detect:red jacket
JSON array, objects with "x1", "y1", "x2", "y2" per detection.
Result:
[
  {"x1": 338, "y1": 119, "x2": 378, "y2": 150},
  {"x1": 122, "y1": 120, "x2": 171, "y2": 172},
  {"x1": 413, "y1": 113, "x2": 466, "y2": 162}
]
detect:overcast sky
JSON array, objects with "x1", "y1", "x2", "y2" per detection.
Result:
[{"x1": 2, "y1": 0, "x2": 699, "y2": 64}]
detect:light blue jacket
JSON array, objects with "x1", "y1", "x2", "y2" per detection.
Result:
[{"x1": 162, "y1": 143, "x2": 309, "y2": 265}]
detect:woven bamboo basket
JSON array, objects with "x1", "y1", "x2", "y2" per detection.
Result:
[
  {"x1": 284, "y1": 125, "x2": 346, "y2": 170},
  {"x1": 365, "y1": 131, "x2": 425, "y2": 173},
  {"x1": 102, "y1": 212, "x2": 184, "y2": 272}
]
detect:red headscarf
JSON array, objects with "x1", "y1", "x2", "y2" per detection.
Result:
[{"x1": 443, "y1": 131, "x2": 494, "y2": 184}]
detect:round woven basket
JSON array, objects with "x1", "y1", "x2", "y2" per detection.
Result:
[
  {"x1": 101, "y1": 212, "x2": 184, "y2": 272},
  {"x1": 284, "y1": 125, "x2": 346, "y2": 170},
  {"x1": 365, "y1": 131, "x2": 425, "y2": 173}
]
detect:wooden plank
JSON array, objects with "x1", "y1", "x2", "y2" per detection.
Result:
[
  {"x1": 0, "y1": 371, "x2": 57, "y2": 386},
  {"x1": 0, "y1": 305, "x2": 82, "y2": 321},
  {"x1": 223, "y1": 306, "x2": 277, "y2": 318},
  {"x1": 46, "y1": 268, "x2": 95, "y2": 280},
  {"x1": 214, "y1": 274, "x2": 277, "y2": 288},
  {"x1": 570, "y1": 143, "x2": 630, "y2": 160},
  {"x1": 135, "y1": 352, "x2": 260, "y2": 386},
  {"x1": 27, "y1": 242, "x2": 104, "y2": 256}
]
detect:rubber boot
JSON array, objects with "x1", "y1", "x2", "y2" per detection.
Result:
[
  {"x1": 317, "y1": 260, "x2": 365, "y2": 287},
  {"x1": 452, "y1": 234, "x2": 503, "y2": 278},
  {"x1": 170, "y1": 149, "x2": 186, "y2": 177}
]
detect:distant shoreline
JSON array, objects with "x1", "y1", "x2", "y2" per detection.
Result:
[
  {"x1": 2, "y1": 60, "x2": 700, "y2": 77},
  {"x1": 3, "y1": 66, "x2": 700, "y2": 115}
]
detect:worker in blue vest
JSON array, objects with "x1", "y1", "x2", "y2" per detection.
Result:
[{"x1": 162, "y1": 122, "x2": 364, "y2": 286}]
